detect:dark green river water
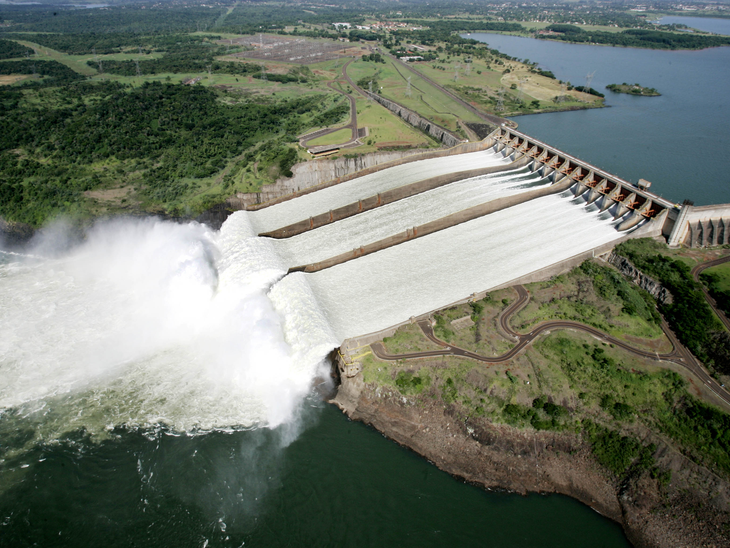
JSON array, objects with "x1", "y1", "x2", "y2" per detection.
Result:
[{"x1": 0, "y1": 404, "x2": 629, "y2": 547}]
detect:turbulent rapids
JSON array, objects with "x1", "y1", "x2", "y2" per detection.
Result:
[{"x1": 0, "y1": 143, "x2": 658, "y2": 439}]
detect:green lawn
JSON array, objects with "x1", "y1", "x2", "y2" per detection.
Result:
[{"x1": 307, "y1": 127, "x2": 352, "y2": 146}]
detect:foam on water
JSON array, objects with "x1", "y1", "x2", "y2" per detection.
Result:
[
  {"x1": 248, "y1": 149, "x2": 510, "y2": 234},
  {"x1": 273, "y1": 167, "x2": 548, "y2": 268},
  {"x1": 0, "y1": 157, "x2": 630, "y2": 442},
  {"x1": 0, "y1": 217, "x2": 337, "y2": 439}
]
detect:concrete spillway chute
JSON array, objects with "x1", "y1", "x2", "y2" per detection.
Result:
[{"x1": 614, "y1": 191, "x2": 636, "y2": 220}]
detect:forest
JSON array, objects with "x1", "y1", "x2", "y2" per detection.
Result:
[
  {"x1": 542, "y1": 24, "x2": 730, "y2": 50},
  {"x1": 0, "y1": 80, "x2": 336, "y2": 225}
]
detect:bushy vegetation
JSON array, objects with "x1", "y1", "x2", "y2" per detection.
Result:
[
  {"x1": 4, "y1": 33, "x2": 213, "y2": 55},
  {"x1": 0, "y1": 37, "x2": 30, "y2": 59},
  {"x1": 607, "y1": 83, "x2": 660, "y2": 97},
  {"x1": 614, "y1": 239, "x2": 723, "y2": 365},
  {"x1": 579, "y1": 260, "x2": 661, "y2": 325},
  {"x1": 542, "y1": 26, "x2": 730, "y2": 49},
  {"x1": 395, "y1": 370, "x2": 430, "y2": 395},
  {"x1": 0, "y1": 59, "x2": 83, "y2": 86},
  {"x1": 0, "y1": 80, "x2": 331, "y2": 224}
]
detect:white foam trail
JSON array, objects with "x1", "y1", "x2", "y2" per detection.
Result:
[
  {"x1": 248, "y1": 149, "x2": 510, "y2": 234},
  {"x1": 272, "y1": 167, "x2": 547, "y2": 267}
]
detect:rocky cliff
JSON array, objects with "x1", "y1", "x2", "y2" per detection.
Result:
[{"x1": 332, "y1": 371, "x2": 730, "y2": 548}]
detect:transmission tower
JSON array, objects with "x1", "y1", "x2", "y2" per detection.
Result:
[
  {"x1": 207, "y1": 64, "x2": 212, "y2": 76},
  {"x1": 97, "y1": 59, "x2": 103, "y2": 75},
  {"x1": 517, "y1": 77, "x2": 528, "y2": 102},
  {"x1": 453, "y1": 62, "x2": 461, "y2": 82},
  {"x1": 138, "y1": 45, "x2": 142, "y2": 55},
  {"x1": 557, "y1": 82, "x2": 568, "y2": 103},
  {"x1": 260, "y1": 63, "x2": 267, "y2": 81},
  {"x1": 32, "y1": 63, "x2": 37, "y2": 78},
  {"x1": 585, "y1": 71, "x2": 596, "y2": 92},
  {"x1": 259, "y1": 33, "x2": 264, "y2": 49},
  {"x1": 405, "y1": 76, "x2": 412, "y2": 98},
  {"x1": 496, "y1": 87, "x2": 505, "y2": 111},
  {"x1": 368, "y1": 80, "x2": 373, "y2": 98},
  {"x1": 134, "y1": 59, "x2": 141, "y2": 78},
  {"x1": 92, "y1": 47, "x2": 97, "y2": 62},
  {"x1": 465, "y1": 60, "x2": 471, "y2": 76}
]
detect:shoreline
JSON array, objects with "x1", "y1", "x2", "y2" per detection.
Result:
[{"x1": 330, "y1": 369, "x2": 730, "y2": 548}]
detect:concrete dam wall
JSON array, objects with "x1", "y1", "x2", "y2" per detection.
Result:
[
  {"x1": 667, "y1": 203, "x2": 730, "y2": 247},
  {"x1": 236, "y1": 126, "x2": 674, "y2": 345}
]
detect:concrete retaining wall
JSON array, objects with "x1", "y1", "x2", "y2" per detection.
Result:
[
  {"x1": 262, "y1": 156, "x2": 531, "y2": 238},
  {"x1": 364, "y1": 91, "x2": 463, "y2": 147},
  {"x1": 667, "y1": 203, "x2": 730, "y2": 247},
  {"x1": 245, "y1": 138, "x2": 498, "y2": 212}
]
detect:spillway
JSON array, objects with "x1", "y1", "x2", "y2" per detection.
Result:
[
  {"x1": 248, "y1": 149, "x2": 511, "y2": 234},
  {"x1": 281, "y1": 191, "x2": 631, "y2": 342},
  {"x1": 0, "y1": 139, "x2": 658, "y2": 437},
  {"x1": 271, "y1": 166, "x2": 548, "y2": 268}
]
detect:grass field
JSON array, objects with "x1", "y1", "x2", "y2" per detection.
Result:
[
  {"x1": 703, "y1": 262, "x2": 730, "y2": 293},
  {"x1": 306, "y1": 127, "x2": 352, "y2": 146},
  {"x1": 347, "y1": 57, "x2": 484, "y2": 133}
]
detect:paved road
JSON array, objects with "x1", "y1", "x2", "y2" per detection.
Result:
[
  {"x1": 691, "y1": 254, "x2": 730, "y2": 332},
  {"x1": 299, "y1": 59, "x2": 360, "y2": 149},
  {"x1": 370, "y1": 283, "x2": 730, "y2": 408}
]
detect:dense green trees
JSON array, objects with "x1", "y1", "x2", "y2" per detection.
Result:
[
  {"x1": 0, "y1": 80, "x2": 329, "y2": 224},
  {"x1": 614, "y1": 239, "x2": 724, "y2": 366},
  {"x1": 542, "y1": 26, "x2": 730, "y2": 49},
  {"x1": 0, "y1": 38, "x2": 30, "y2": 59}
]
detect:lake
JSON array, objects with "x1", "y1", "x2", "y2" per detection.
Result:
[{"x1": 468, "y1": 33, "x2": 730, "y2": 205}]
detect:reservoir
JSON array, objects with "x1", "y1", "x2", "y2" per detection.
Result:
[
  {"x1": 654, "y1": 16, "x2": 730, "y2": 36},
  {"x1": 468, "y1": 32, "x2": 730, "y2": 206}
]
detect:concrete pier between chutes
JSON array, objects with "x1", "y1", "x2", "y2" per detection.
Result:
[{"x1": 256, "y1": 126, "x2": 674, "y2": 275}]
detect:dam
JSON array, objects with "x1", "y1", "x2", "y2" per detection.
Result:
[
  {"x1": 231, "y1": 126, "x2": 676, "y2": 349},
  {"x1": 0, "y1": 126, "x2": 687, "y2": 432}
]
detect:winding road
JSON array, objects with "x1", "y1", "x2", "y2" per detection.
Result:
[
  {"x1": 371, "y1": 276, "x2": 730, "y2": 408},
  {"x1": 299, "y1": 59, "x2": 360, "y2": 149},
  {"x1": 691, "y1": 254, "x2": 730, "y2": 332}
]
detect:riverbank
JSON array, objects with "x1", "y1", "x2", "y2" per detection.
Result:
[
  {"x1": 332, "y1": 373, "x2": 729, "y2": 548},
  {"x1": 329, "y1": 252, "x2": 730, "y2": 548}
]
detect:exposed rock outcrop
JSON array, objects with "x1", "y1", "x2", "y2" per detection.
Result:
[
  {"x1": 608, "y1": 252, "x2": 673, "y2": 305},
  {"x1": 332, "y1": 371, "x2": 730, "y2": 548}
]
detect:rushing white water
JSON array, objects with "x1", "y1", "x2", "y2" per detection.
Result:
[
  {"x1": 0, "y1": 153, "x2": 633, "y2": 441},
  {"x1": 0, "y1": 217, "x2": 337, "y2": 437},
  {"x1": 272, "y1": 166, "x2": 548, "y2": 268},
  {"x1": 298, "y1": 192, "x2": 632, "y2": 342},
  {"x1": 248, "y1": 149, "x2": 511, "y2": 234}
]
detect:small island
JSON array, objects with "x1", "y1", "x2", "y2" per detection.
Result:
[{"x1": 606, "y1": 83, "x2": 661, "y2": 96}]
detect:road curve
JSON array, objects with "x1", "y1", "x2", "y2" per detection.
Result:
[
  {"x1": 691, "y1": 254, "x2": 730, "y2": 332},
  {"x1": 370, "y1": 283, "x2": 730, "y2": 408},
  {"x1": 299, "y1": 59, "x2": 360, "y2": 149}
]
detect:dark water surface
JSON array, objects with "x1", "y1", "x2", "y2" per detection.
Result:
[
  {"x1": 0, "y1": 404, "x2": 630, "y2": 547},
  {"x1": 469, "y1": 33, "x2": 730, "y2": 205}
]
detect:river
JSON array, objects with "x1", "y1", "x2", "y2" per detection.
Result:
[{"x1": 468, "y1": 32, "x2": 730, "y2": 206}]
